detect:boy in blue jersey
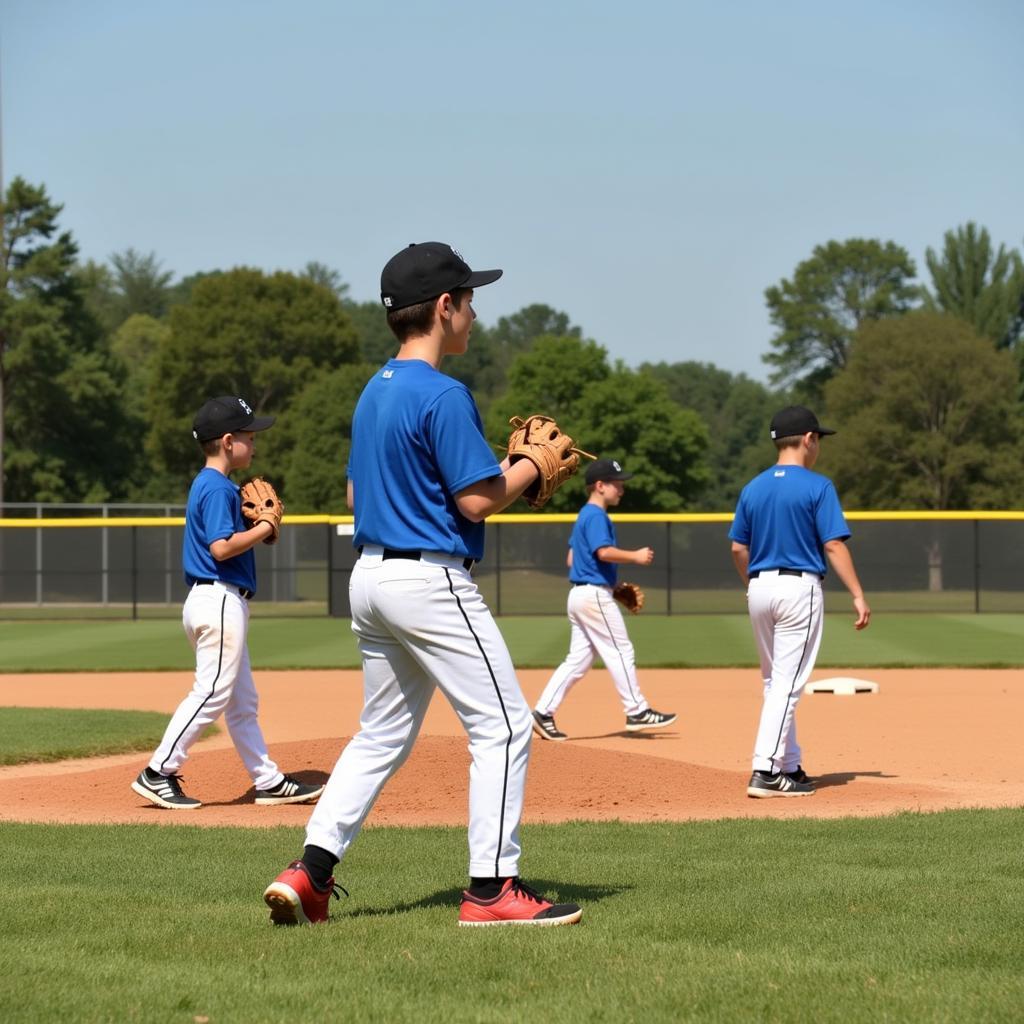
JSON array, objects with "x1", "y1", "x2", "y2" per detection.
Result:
[
  {"x1": 729, "y1": 405, "x2": 870, "y2": 798},
  {"x1": 532, "y1": 458, "x2": 676, "y2": 740},
  {"x1": 131, "y1": 396, "x2": 323, "y2": 810},
  {"x1": 264, "y1": 242, "x2": 582, "y2": 928}
]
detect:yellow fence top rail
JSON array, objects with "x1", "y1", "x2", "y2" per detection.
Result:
[{"x1": 1, "y1": 510, "x2": 1023, "y2": 528}]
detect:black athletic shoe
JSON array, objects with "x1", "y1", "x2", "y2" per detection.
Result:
[
  {"x1": 625, "y1": 708, "x2": 677, "y2": 732},
  {"x1": 786, "y1": 766, "x2": 813, "y2": 785},
  {"x1": 255, "y1": 775, "x2": 325, "y2": 806},
  {"x1": 531, "y1": 711, "x2": 568, "y2": 742},
  {"x1": 747, "y1": 769, "x2": 815, "y2": 798},
  {"x1": 131, "y1": 768, "x2": 202, "y2": 810}
]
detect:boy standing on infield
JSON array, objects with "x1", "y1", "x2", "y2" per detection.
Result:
[
  {"x1": 131, "y1": 396, "x2": 324, "y2": 810},
  {"x1": 264, "y1": 242, "x2": 582, "y2": 927},
  {"x1": 729, "y1": 405, "x2": 870, "y2": 798},
  {"x1": 532, "y1": 458, "x2": 676, "y2": 740}
]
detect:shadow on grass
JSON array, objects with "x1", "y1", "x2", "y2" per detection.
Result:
[
  {"x1": 338, "y1": 880, "x2": 630, "y2": 920},
  {"x1": 813, "y1": 770, "x2": 898, "y2": 790}
]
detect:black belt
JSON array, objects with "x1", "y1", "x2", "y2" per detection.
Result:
[
  {"x1": 194, "y1": 579, "x2": 255, "y2": 600},
  {"x1": 361, "y1": 547, "x2": 474, "y2": 571},
  {"x1": 748, "y1": 569, "x2": 814, "y2": 581}
]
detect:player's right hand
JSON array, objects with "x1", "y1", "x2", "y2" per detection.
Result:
[
  {"x1": 852, "y1": 595, "x2": 871, "y2": 630},
  {"x1": 635, "y1": 547, "x2": 654, "y2": 565}
]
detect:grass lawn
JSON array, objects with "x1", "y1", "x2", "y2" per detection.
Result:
[
  {"x1": 0, "y1": 613, "x2": 1022, "y2": 672},
  {"x1": 1, "y1": 811, "x2": 1022, "y2": 1022},
  {"x1": 0, "y1": 707, "x2": 187, "y2": 765}
]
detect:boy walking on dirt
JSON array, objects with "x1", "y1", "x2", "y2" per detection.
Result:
[
  {"x1": 131, "y1": 396, "x2": 324, "y2": 810},
  {"x1": 729, "y1": 405, "x2": 870, "y2": 798}
]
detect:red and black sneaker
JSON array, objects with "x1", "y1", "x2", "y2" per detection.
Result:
[
  {"x1": 263, "y1": 861, "x2": 345, "y2": 925},
  {"x1": 458, "y1": 878, "x2": 582, "y2": 927}
]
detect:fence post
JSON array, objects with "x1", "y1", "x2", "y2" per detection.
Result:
[
  {"x1": 495, "y1": 522, "x2": 502, "y2": 616},
  {"x1": 131, "y1": 525, "x2": 139, "y2": 622},
  {"x1": 973, "y1": 519, "x2": 981, "y2": 614},
  {"x1": 327, "y1": 522, "x2": 334, "y2": 617},
  {"x1": 665, "y1": 520, "x2": 672, "y2": 616}
]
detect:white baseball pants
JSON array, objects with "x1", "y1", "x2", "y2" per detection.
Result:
[
  {"x1": 535, "y1": 583, "x2": 648, "y2": 718},
  {"x1": 305, "y1": 548, "x2": 533, "y2": 878},
  {"x1": 746, "y1": 572, "x2": 824, "y2": 774},
  {"x1": 150, "y1": 582, "x2": 283, "y2": 790}
]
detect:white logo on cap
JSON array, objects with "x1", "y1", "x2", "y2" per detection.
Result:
[
  {"x1": 450, "y1": 246, "x2": 463, "y2": 260},
  {"x1": 383, "y1": 296, "x2": 393, "y2": 307},
  {"x1": 612, "y1": 460, "x2": 622, "y2": 472},
  {"x1": 238, "y1": 399, "x2": 252, "y2": 415},
  {"x1": 770, "y1": 430, "x2": 777, "y2": 439}
]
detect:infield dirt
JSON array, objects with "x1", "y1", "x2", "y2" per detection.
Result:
[{"x1": 0, "y1": 668, "x2": 1021, "y2": 827}]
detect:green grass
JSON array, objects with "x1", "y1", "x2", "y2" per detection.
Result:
[
  {"x1": 2, "y1": 812, "x2": 1023, "y2": 1022},
  {"x1": 1, "y1": 613, "x2": 1022, "y2": 672},
  {"x1": 0, "y1": 707, "x2": 184, "y2": 764}
]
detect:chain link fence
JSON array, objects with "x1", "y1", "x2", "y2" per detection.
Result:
[{"x1": 1, "y1": 506, "x2": 1022, "y2": 620}]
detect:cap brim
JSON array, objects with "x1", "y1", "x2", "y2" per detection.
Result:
[
  {"x1": 250, "y1": 416, "x2": 276, "y2": 432},
  {"x1": 818, "y1": 426, "x2": 836, "y2": 436},
  {"x1": 464, "y1": 268, "x2": 503, "y2": 289}
]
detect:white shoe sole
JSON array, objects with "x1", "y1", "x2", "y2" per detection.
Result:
[
  {"x1": 746, "y1": 785, "x2": 815, "y2": 798},
  {"x1": 459, "y1": 908, "x2": 583, "y2": 927},
  {"x1": 625, "y1": 717, "x2": 677, "y2": 732},
  {"x1": 255, "y1": 785, "x2": 325, "y2": 805},
  {"x1": 130, "y1": 780, "x2": 201, "y2": 809},
  {"x1": 263, "y1": 882, "x2": 309, "y2": 925}
]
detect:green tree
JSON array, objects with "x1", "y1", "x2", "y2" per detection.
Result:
[
  {"x1": 764, "y1": 239, "x2": 917, "y2": 400},
  {"x1": 344, "y1": 299, "x2": 400, "y2": 367},
  {"x1": 146, "y1": 268, "x2": 361, "y2": 497},
  {"x1": 643, "y1": 361, "x2": 786, "y2": 509},
  {"x1": 825, "y1": 312, "x2": 1024, "y2": 511},
  {"x1": 921, "y1": 223, "x2": 1024, "y2": 349},
  {"x1": 111, "y1": 314, "x2": 171, "y2": 424},
  {"x1": 301, "y1": 261, "x2": 350, "y2": 300},
  {"x1": 280, "y1": 363, "x2": 376, "y2": 512},
  {"x1": 0, "y1": 177, "x2": 128, "y2": 503}
]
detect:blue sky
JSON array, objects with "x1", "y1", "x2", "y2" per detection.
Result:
[{"x1": 4, "y1": 0, "x2": 1022, "y2": 379}]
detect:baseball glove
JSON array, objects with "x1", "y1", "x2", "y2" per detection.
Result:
[
  {"x1": 240, "y1": 477, "x2": 284, "y2": 545},
  {"x1": 507, "y1": 415, "x2": 594, "y2": 510},
  {"x1": 613, "y1": 582, "x2": 645, "y2": 614}
]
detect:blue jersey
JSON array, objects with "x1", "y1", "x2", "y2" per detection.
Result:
[
  {"x1": 347, "y1": 359, "x2": 502, "y2": 561},
  {"x1": 729, "y1": 465, "x2": 850, "y2": 577},
  {"x1": 568, "y1": 503, "x2": 618, "y2": 587},
  {"x1": 182, "y1": 468, "x2": 257, "y2": 593}
]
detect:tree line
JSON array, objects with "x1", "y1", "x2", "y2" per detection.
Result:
[{"x1": 2, "y1": 175, "x2": 1022, "y2": 513}]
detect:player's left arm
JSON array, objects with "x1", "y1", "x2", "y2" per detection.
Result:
[
  {"x1": 730, "y1": 541, "x2": 750, "y2": 584},
  {"x1": 824, "y1": 538, "x2": 870, "y2": 629},
  {"x1": 210, "y1": 522, "x2": 273, "y2": 559},
  {"x1": 455, "y1": 460, "x2": 540, "y2": 521}
]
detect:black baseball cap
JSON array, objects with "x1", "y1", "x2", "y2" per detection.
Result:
[
  {"x1": 585, "y1": 458, "x2": 634, "y2": 486},
  {"x1": 380, "y1": 242, "x2": 502, "y2": 312},
  {"x1": 769, "y1": 405, "x2": 836, "y2": 440},
  {"x1": 192, "y1": 396, "x2": 275, "y2": 442}
]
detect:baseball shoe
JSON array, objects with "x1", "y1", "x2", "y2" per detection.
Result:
[
  {"x1": 786, "y1": 766, "x2": 814, "y2": 785},
  {"x1": 747, "y1": 769, "x2": 815, "y2": 798},
  {"x1": 532, "y1": 710, "x2": 568, "y2": 742},
  {"x1": 625, "y1": 708, "x2": 677, "y2": 732},
  {"x1": 263, "y1": 860, "x2": 346, "y2": 925},
  {"x1": 131, "y1": 768, "x2": 202, "y2": 810},
  {"x1": 458, "y1": 878, "x2": 582, "y2": 927},
  {"x1": 254, "y1": 774, "x2": 325, "y2": 805}
]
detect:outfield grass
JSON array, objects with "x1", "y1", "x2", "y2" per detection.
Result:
[
  {"x1": 0, "y1": 613, "x2": 1022, "y2": 673},
  {"x1": 1, "y1": 812, "x2": 1022, "y2": 1022},
  {"x1": 0, "y1": 707, "x2": 186, "y2": 765}
]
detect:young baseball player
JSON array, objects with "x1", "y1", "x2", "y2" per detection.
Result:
[
  {"x1": 131, "y1": 396, "x2": 324, "y2": 810},
  {"x1": 264, "y1": 242, "x2": 582, "y2": 927},
  {"x1": 729, "y1": 405, "x2": 870, "y2": 798},
  {"x1": 532, "y1": 458, "x2": 676, "y2": 740}
]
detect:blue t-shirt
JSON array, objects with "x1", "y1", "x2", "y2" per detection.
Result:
[
  {"x1": 182, "y1": 467, "x2": 257, "y2": 593},
  {"x1": 568, "y1": 503, "x2": 618, "y2": 587},
  {"x1": 347, "y1": 359, "x2": 502, "y2": 562},
  {"x1": 728, "y1": 464, "x2": 850, "y2": 577}
]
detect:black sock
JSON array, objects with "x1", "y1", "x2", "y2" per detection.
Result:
[
  {"x1": 302, "y1": 845, "x2": 339, "y2": 889},
  {"x1": 469, "y1": 876, "x2": 509, "y2": 899}
]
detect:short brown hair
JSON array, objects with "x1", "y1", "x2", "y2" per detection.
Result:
[
  {"x1": 386, "y1": 288, "x2": 470, "y2": 342},
  {"x1": 200, "y1": 437, "x2": 222, "y2": 456},
  {"x1": 773, "y1": 436, "x2": 804, "y2": 451}
]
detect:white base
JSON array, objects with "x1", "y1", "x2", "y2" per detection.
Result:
[{"x1": 805, "y1": 676, "x2": 879, "y2": 695}]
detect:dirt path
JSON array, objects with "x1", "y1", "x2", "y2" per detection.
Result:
[{"x1": 1, "y1": 669, "x2": 1021, "y2": 827}]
